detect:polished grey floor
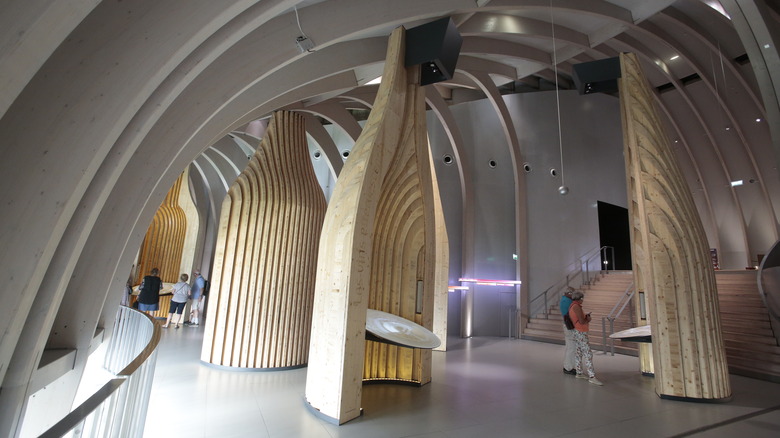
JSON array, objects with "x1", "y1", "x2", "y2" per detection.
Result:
[{"x1": 145, "y1": 325, "x2": 780, "y2": 437}]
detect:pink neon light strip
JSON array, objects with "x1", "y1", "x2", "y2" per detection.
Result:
[{"x1": 459, "y1": 277, "x2": 522, "y2": 286}]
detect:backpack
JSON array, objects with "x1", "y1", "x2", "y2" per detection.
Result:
[{"x1": 203, "y1": 279, "x2": 210, "y2": 296}]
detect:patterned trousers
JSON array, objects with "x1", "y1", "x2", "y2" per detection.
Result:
[{"x1": 573, "y1": 330, "x2": 595, "y2": 378}]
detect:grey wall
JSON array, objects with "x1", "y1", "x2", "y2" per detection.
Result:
[{"x1": 429, "y1": 90, "x2": 626, "y2": 336}]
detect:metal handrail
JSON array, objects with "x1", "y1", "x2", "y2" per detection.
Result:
[
  {"x1": 527, "y1": 274, "x2": 576, "y2": 322},
  {"x1": 582, "y1": 246, "x2": 616, "y2": 286},
  {"x1": 601, "y1": 282, "x2": 635, "y2": 356},
  {"x1": 527, "y1": 246, "x2": 615, "y2": 321},
  {"x1": 39, "y1": 306, "x2": 161, "y2": 438}
]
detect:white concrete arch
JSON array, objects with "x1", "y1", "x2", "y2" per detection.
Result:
[
  {"x1": 303, "y1": 113, "x2": 344, "y2": 179},
  {"x1": 624, "y1": 21, "x2": 778, "y2": 242},
  {"x1": 294, "y1": 101, "x2": 363, "y2": 142},
  {"x1": 458, "y1": 70, "x2": 529, "y2": 315},
  {"x1": 2, "y1": 2, "x2": 780, "y2": 435},
  {"x1": 425, "y1": 88, "x2": 477, "y2": 286}
]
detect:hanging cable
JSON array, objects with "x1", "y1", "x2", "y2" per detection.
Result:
[
  {"x1": 294, "y1": 5, "x2": 308, "y2": 39},
  {"x1": 550, "y1": 0, "x2": 568, "y2": 195}
]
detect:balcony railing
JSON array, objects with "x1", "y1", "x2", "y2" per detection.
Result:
[{"x1": 39, "y1": 306, "x2": 161, "y2": 438}]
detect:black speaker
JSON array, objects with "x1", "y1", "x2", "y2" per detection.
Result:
[
  {"x1": 405, "y1": 17, "x2": 463, "y2": 86},
  {"x1": 572, "y1": 57, "x2": 621, "y2": 95}
]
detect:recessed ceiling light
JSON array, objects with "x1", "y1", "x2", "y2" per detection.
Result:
[
  {"x1": 725, "y1": 127, "x2": 731, "y2": 131},
  {"x1": 670, "y1": 55, "x2": 679, "y2": 61},
  {"x1": 764, "y1": 44, "x2": 771, "y2": 49},
  {"x1": 731, "y1": 180, "x2": 743, "y2": 187},
  {"x1": 756, "y1": 118, "x2": 762, "y2": 122}
]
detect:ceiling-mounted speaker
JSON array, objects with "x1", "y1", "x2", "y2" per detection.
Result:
[
  {"x1": 572, "y1": 57, "x2": 621, "y2": 95},
  {"x1": 405, "y1": 17, "x2": 463, "y2": 86}
]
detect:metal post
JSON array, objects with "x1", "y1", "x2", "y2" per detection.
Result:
[
  {"x1": 508, "y1": 306, "x2": 514, "y2": 338},
  {"x1": 586, "y1": 258, "x2": 590, "y2": 285},
  {"x1": 460, "y1": 289, "x2": 473, "y2": 338},
  {"x1": 609, "y1": 319, "x2": 615, "y2": 356},
  {"x1": 601, "y1": 317, "x2": 607, "y2": 354},
  {"x1": 610, "y1": 246, "x2": 615, "y2": 272}
]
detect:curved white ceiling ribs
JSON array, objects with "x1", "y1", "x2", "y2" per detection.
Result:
[
  {"x1": 3, "y1": 4, "x2": 780, "y2": 416},
  {"x1": 607, "y1": 34, "x2": 753, "y2": 256},
  {"x1": 628, "y1": 20, "x2": 774, "y2": 211},
  {"x1": 228, "y1": 133, "x2": 259, "y2": 157},
  {"x1": 303, "y1": 113, "x2": 343, "y2": 178},
  {"x1": 295, "y1": 101, "x2": 364, "y2": 141},
  {"x1": 655, "y1": 99, "x2": 722, "y2": 250},
  {"x1": 658, "y1": 8, "x2": 765, "y2": 113},
  {"x1": 619, "y1": 24, "x2": 778, "y2": 253},
  {"x1": 425, "y1": 87, "x2": 476, "y2": 276},
  {"x1": 156, "y1": 0, "x2": 777, "y2": 269}
]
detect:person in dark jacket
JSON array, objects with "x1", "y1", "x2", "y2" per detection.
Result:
[{"x1": 138, "y1": 268, "x2": 163, "y2": 316}]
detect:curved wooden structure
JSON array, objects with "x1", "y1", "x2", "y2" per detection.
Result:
[
  {"x1": 362, "y1": 64, "x2": 438, "y2": 384},
  {"x1": 135, "y1": 173, "x2": 187, "y2": 285},
  {"x1": 620, "y1": 52, "x2": 731, "y2": 400},
  {"x1": 201, "y1": 111, "x2": 326, "y2": 369},
  {"x1": 305, "y1": 26, "x2": 444, "y2": 423}
]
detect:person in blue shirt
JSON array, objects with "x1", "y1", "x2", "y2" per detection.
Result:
[
  {"x1": 560, "y1": 287, "x2": 576, "y2": 375},
  {"x1": 188, "y1": 269, "x2": 206, "y2": 327}
]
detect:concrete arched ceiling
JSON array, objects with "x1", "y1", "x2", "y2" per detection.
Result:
[{"x1": 1, "y1": 1, "x2": 780, "y2": 426}]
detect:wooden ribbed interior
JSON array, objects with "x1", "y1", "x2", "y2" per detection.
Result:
[
  {"x1": 363, "y1": 82, "x2": 435, "y2": 383},
  {"x1": 135, "y1": 173, "x2": 187, "y2": 284},
  {"x1": 305, "y1": 28, "x2": 442, "y2": 422},
  {"x1": 201, "y1": 111, "x2": 326, "y2": 369},
  {"x1": 620, "y1": 52, "x2": 731, "y2": 400}
]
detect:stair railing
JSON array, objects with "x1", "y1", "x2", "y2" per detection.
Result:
[
  {"x1": 601, "y1": 282, "x2": 635, "y2": 356},
  {"x1": 527, "y1": 246, "x2": 615, "y2": 321},
  {"x1": 528, "y1": 278, "x2": 567, "y2": 323},
  {"x1": 582, "y1": 246, "x2": 616, "y2": 286}
]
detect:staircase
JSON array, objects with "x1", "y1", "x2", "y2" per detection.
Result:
[
  {"x1": 522, "y1": 271, "x2": 637, "y2": 354},
  {"x1": 717, "y1": 270, "x2": 780, "y2": 381},
  {"x1": 522, "y1": 270, "x2": 780, "y2": 382}
]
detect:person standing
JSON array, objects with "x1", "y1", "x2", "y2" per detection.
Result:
[
  {"x1": 188, "y1": 269, "x2": 206, "y2": 327},
  {"x1": 137, "y1": 268, "x2": 163, "y2": 316},
  {"x1": 568, "y1": 291, "x2": 603, "y2": 386},
  {"x1": 163, "y1": 273, "x2": 191, "y2": 328},
  {"x1": 121, "y1": 277, "x2": 132, "y2": 307},
  {"x1": 560, "y1": 287, "x2": 576, "y2": 375}
]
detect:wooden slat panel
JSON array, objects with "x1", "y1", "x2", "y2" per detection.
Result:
[
  {"x1": 201, "y1": 111, "x2": 326, "y2": 369},
  {"x1": 135, "y1": 174, "x2": 187, "y2": 284},
  {"x1": 620, "y1": 52, "x2": 731, "y2": 400},
  {"x1": 305, "y1": 27, "x2": 443, "y2": 423}
]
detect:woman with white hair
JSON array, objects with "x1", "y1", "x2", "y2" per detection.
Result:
[{"x1": 568, "y1": 291, "x2": 603, "y2": 386}]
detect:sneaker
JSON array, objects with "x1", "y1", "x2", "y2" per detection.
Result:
[
  {"x1": 189, "y1": 323, "x2": 199, "y2": 327},
  {"x1": 563, "y1": 368, "x2": 576, "y2": 375},
  {"x1": 576, "y1": 373, "x2": 588, "y2": 379},
  {"x1": 588, "y1": 377, "x2": 603, "y2": 386}
]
